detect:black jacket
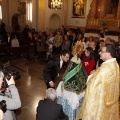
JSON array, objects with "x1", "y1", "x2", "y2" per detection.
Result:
[
  {"x1": 36, "y1": 99, "x2": 68, "y2": 120},
  {"x1": 43, "y1": 55, "x2": 60, "y2": 83}
]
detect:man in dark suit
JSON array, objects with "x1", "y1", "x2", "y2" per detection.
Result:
[
  {"x1": 43, "y1": 49, "x2": 70, "y2": 88},
  {"x1": 89, "y1": 40, "x2": 99, "y2": 69},
  {"x1": 36, "y1": 88, "x2": 68, "y2": 120}
]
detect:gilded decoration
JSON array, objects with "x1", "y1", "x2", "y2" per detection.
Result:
[{"x1": 86, "y1": 0, "x2": 120, "y2": 31}]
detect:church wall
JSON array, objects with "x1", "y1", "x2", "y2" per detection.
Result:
[
  {"x1": 2, "y1": 0, "x2": 9, "y2": 29},
  {"x1": 1, "y1": 0, "x2": 93, "y2": 32},
  {"x1": 44, "y1": 0, "x2": 93, "y2": 31},
  {"x1": 2, "y1": 0, "x2": 18, "y2": 31},
  {"x1": 66, "y1": 0, "x2": 92, "y2": 27},
  {"x1": 2, "y1": 0, "x2": 26, "y2": 32},
  {"x1": 43, "y1": 0, "x2": 64, "y2": 31}
]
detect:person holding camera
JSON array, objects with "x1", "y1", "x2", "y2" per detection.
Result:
[
  {"x1": 0, "y1": 100, "x2": 7, "y2": 120},
  {"x1": 0, "y1": 71, "x2": 21, "y2": 120}
]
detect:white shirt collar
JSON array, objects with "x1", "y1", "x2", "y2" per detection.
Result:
[{"x1": 60, "y1": 56, "x2": 63, "y2": 69}]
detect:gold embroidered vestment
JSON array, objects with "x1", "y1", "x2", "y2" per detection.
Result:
[{"x1": 76, "y1": 59, "x2": 120, "y2": 120}]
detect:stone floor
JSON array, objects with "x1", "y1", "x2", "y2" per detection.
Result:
[{"x1": 1, "y1": 57, "x2": 64, "y2": 120}]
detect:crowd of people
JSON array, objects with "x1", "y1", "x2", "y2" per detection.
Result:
[
  {"x1": 0, "y1": 23, "x2": 120, "y2": 64},
  {"x1": 0, "y1": 24, "x2": 120, "y2": 120}
]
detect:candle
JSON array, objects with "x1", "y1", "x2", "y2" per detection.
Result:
[
  {"x1": 94, "y1": 19, "x2": 96, "y2": 26},
  {"x1": 53, "y1": 3, "x2": 55, "y2": 8},
  {"x1": 51, "y1": 3, "x2": 52, "y2": 8},
  {"x1": 91, "y1": 19, "x2": 92, "y2": 26},
  {"x1": 96, "y1": 19, "x2": 98, "y2": 26},
  {"x1": 118, "y1": 20, "x2": 119, "y2": 28}
]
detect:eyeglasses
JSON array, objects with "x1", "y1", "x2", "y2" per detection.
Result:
[{"x1": 99, "y1": 50, "x2": 107, "y2": 53}]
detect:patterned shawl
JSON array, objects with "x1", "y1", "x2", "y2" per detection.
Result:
[{"x1": 62, "y1": 60, "x2": 87, "y2": 93}]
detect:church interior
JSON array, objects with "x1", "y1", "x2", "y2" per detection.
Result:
[{"x1": 0, "y1": 0, "x2": 120, "y2": 120}]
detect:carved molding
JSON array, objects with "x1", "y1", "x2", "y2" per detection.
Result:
[
  {"x1": 117, "y1": 0, "x2": 120, "y2": 19},
  {"x1": 86, "y1": 0, "x2": 120, "y2": 31}
]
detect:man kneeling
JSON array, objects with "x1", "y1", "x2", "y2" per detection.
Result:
[{"x1": 36, "y1": 88, "x2": 68, "y2": 120}]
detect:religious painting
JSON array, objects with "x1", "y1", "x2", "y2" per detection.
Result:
[
  {"x1": 18, "y1": 2, "x2": 26, "y2": 15},
  {"x1": 72, "y1": 0, "x2": 86, "y2": 18}
]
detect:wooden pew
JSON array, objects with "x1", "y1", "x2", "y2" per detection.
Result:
[
  {"x1": 4, "y1": 45, "x2": 29, "y2": 60},
  {"x1": 0, "y1": 44, "x2": 11, "y2": 62}
]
